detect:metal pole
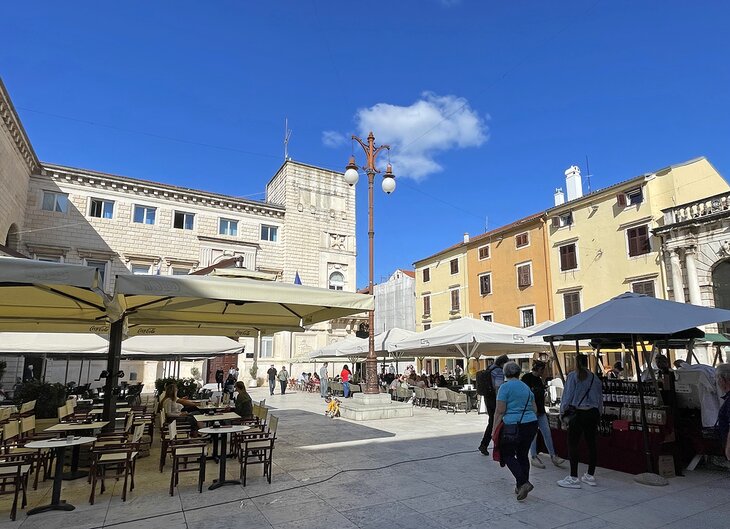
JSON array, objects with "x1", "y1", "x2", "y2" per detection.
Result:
[
  {"x1": 549, "y1": 341, "x2": 565, "y2": 382},
  {"x1": 102, "y1": 319, "x2": 124, "y2": 426},
  {"x1": 632, "y1": 336, "x2": 655, "y2": 474}
]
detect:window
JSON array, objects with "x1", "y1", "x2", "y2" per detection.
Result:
[
  {"x1": 450, "y1": 258, "x2": 459, "y2": 275},
  {"x1": 219, "y1": 218, "x2": 238, "y2": 236},
  {"x1": 261, "y1": 224, "x2": 278, "y2": 242},
  {"x1": 131, "y1": 264, "x2": 150, "y2": 275},
  {"x1": 89, "y1": 199, "x2": 114, "y2": 219},
  {"x1": 481, "y1": 313, "x2": 493, "y2": 322},
  {"x1": 173, "y1": 211, "x2": 195, "y2": 230},
  {"x1": 563, "y1": 291, "x2": 582, "y2": 318},
  {"x1": 515, "y1": 232, "x2": 529, "y2": 248},
  {"x1": 632, "y1": 280, "x2": 656, "y2": 297},
  {"x1": 423, "y1": 295, "x2": 431, "y2": 316},
  {"x1": 626, "y1": 187, "x2": 644, "y2": 205},
  {"x1": 520, "y1": 307, "x2": 535, "y2": 328},
  {"x1": 450, "y1": 289, "x2": 460, "y2": 312},
  {"x1": 36, "y1": 255, "x2": 61, "y2": 263},
  {"x1": 328, "y1": 271, "x2": 344, "y2": 291},
  {"x1": 478, "y1": 245, "x2": 490, "y2": 260},
  {"x1": 551, "y1": 212, "x2": 574, "y2": 228},
  {"x1": 133, "y1": 205, "x2": 156, "y2": 224},
  {"x1": 517, "y1": 263, "x2": 532, "y2": 288},
  {"x1": 559, "y1": 243, "x2": 578, "y2": 271},
  {"x1": 627, "y1": 225, "x2": 651, "y2": 257},
  {"x1": 171, "y1": 268, "x2": 190, "y2": 276},
  {"x1": 41, "y1": 191, "x2": 68, "y2": 213},
  {"x1": 85, "y1": 260, "x2": 108, "y2": 287},
  {"x1": 260, "y1": 336, "x2": 273, "y2": 358},
  {"x1": 423, "y1": 324, "x2": 431, "y2": 331},
  {"x1": 422, "y1": 268, "x2": 430, "y2": 282},
  {"x1": 479, "y1": 273, "x2": 492, "y2": 296}
]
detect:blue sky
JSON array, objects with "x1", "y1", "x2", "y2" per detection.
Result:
[{"x1": 3, "y1": 1, "x2": 729, "y2": 287}]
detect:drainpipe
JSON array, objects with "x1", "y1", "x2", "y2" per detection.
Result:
[{"x1": 540, "y1": 216, "x2": 555, "y2": 320}]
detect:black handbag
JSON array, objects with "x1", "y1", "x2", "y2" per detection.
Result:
[
  {"x1": 561, "y1": 374, "x2": 594, "y2": 427},
  {"x1": 501, "y1": 395, "x2": 531, "y2": 444}
]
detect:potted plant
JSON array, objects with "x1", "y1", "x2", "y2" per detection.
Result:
[{"x1": 248, "y1": 365, "x2": 259, "y2": 388}]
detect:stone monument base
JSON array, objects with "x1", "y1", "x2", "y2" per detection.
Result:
[{"x1": 339, "y1": 392, "x2": 413, "y2": 421}]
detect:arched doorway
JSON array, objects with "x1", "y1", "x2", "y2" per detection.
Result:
[
  {"x1": 712, "y1": 260, "x2": 730, "y2": 333},
  {"x1": 4, "y1": 224, "x2": 19, "y2": 252}
]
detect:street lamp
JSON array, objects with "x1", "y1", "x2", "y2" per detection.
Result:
[{"x1": 344, "y1": 131, "x2": 396, "y2": 395}]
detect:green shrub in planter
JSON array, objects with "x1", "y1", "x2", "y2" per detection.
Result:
[
  {"x1": 154, "y1": 377, "x2": 199, "y2": 399},
  {"x1": 14, "y1": 380, "x2": 67, "y2": 419}
]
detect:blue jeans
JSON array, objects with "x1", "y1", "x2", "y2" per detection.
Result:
[
  {"x1": 343, "y1": 381, "x2": 350, "y2": 398},
  {"x1": 268, "y1": 379, "x2": 276, "y2": 395},
  {"x1": 530, "y1": 413, "x2": 556, "y2": 458}
]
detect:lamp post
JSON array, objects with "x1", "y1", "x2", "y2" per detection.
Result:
[{"x1": 344, "y1": 131, "x2": 396, "y2": 395}]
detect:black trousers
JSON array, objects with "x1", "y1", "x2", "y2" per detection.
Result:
[
  {"x1": 480, "y1": 397, "x2": 497, "y2": 448},
  {"x1": 501, "y1": 421, "x2": 539, "y2": 487},
  {"x1": 568, "y1": 408, "x2": 599, "y2": 477}
]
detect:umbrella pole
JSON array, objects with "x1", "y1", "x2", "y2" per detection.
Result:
[
  {"x1": 631, "y1": 336, "x2": 666, "y2": 486},
  {"x1": 64, "y1": 354, "x2": 70, "y2": 386},
  {"x1": 549, "y1": 341, "x2": 565, "y2": 383},
  {"x1": 102, "y1": 319, "x2": 123, "y2": 427}
]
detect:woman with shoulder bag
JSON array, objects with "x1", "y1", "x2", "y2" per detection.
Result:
[
  {"x1": 491, "y1": 361, "x2": 538, "y2": 501},
  {"x1": 557, "y1": 354, "x2": 603, "y2": 489}
]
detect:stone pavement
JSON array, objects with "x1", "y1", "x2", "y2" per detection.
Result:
[{"x1": 1, "y1": 387, "x2": 728, "y2": 529}]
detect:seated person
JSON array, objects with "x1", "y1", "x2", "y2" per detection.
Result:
[
  {"x1": 233, "y1": 381, "x2": 253, "y2": 420},
  {"x1": 160, "y1": 383, "x2": 199, "y2": 434}
]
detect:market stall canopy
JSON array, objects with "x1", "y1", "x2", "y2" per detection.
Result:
[
  {"x1": 525, "y1": 321, "x2": 591, "y2": 348},
  {"x1": 532, "y1": 292, "x2": 730, "y2": 341},
  {"x1": 309, "y1": 328, "x2": 416, "y2": 360},
  {"x1": 388, "y1": 317, "x2": 548, "y2": 358},
  {"x1": 0, "y1": 257, "x2": 109, "y2": 332},
  {"x1": 109, "y1": 273, "x2": 374, "y2": 333},
  {"x1": 0, "y1": 332, "x2": 243, "y2": 358}
]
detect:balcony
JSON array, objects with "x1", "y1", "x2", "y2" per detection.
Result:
[{"x1": 663, "y1": 191, "x2": 730, "y2": 225}]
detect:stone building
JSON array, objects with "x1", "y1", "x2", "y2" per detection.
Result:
[{"x1": 0, "y1": 77, "x2": 362, "y2": 388}]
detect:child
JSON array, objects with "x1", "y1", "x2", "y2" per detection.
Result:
[{"x1": 325, "y1": 396, "x2": 341, "y2": 418}]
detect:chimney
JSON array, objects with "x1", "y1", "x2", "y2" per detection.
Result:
[
  {"x1": 554, "y1": 188, "x2": 565, "y2": 206},
  {"x1": 463, "y1": 233, "x2": 470, "y2": 243},
  {"x1": 565, "y1": 165, "x2": 583, "y2": 201}
]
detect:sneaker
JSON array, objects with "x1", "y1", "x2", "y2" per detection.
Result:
[
  {"x1": 581, "y1": 473, "x2": 597, "y2": 486},
  {"x1": 551, "y1": 455, "x2": 566, "y2": 467},
  {"x1": 557, "y1": 476, "x2": 581, "y2": 489},
  {"x1": 531, "y1": 456, "x2": 546, "y2": 469},
  {"x1": 516, "y1": 481, "x2": 534, "y2": 501},
  {"x1": 478, "y1": 445, "x2": 489, "y2": 456}
]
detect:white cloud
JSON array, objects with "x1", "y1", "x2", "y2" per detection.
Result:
[
  {"x1": 353, "y1": 92, "x2": 488, "y2": 180},
  {"x1": 321, "y1": 130, "x2": 348, "y2": 148}
]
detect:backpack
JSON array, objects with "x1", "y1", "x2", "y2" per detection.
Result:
[
  {"x1": 278, "y1": 370, "x2": 288, "y2": 381},
  {"x1": 476, "y1": 365, "x2": 497, "y2": 398}
]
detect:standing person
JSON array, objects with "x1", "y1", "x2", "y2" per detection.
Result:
[
  {"x1": 267, "y1": 364, "x2": 277, "y2": 396},
  {"x1": 492, "y1": 362, "x2": 539, "y2": 501},
  {"x1": 228, "y1": 365, "x2": 237, "y2": 381},
  {"x1": 23, "y1": 364, "x2": 34, "y2": 382},
  {"x1": 557, "y1": 354, "x2": 603, "y2": 489},
  {"x1": 278, "y1": 366, "x2": 289, "y2": 395},
  {"x1": 341, "y1": 365, "x2": 352, "y2": 398},
  {"x1": 320, "y1": 362, "x2": 329, "y2": 398},
  {"x1": 476, "y1": 354, "x2": 509, "y2": 456},
  {"x1": 715, "y1": 363, "x2": 730, "y2": 461},
  {"x1": 215, "y1": 367, "x2": 225, "y2": 392},
  {"x1": 522, "y1": 360, "x2": 564, "y2": 469}
]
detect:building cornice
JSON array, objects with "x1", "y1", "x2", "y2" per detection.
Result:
[
  {"x1": 0, "y1": 78, "x2": 40, "y2": 174},
  {"x1": 39, "y1": 163, "x2": 286, "y2": 219}
]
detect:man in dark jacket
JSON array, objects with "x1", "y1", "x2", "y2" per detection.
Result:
[
  {"x1": 215, "y1": 368, "x2": 224, "y2": 391},
  {"x1": 476, "y1": 354, "x2": 509, "y2": 456},
  {"x1": 267, "y1": 365, "x2": 277, "y2": 396}
]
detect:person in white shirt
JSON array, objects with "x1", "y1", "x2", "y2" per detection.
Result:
[{"x1": 319, "y1": 363, "x2": 329, "y2": 398}]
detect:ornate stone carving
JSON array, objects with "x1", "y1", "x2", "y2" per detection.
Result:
[
  {"x1": 329, "y1": 233, "x2": 346, "y2": 251},
  {"x1": 718, "y1": 241, "x2": 730, "y2": 257}
]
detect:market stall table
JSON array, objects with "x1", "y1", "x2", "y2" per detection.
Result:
[
  {"x1": 198, "y1": 425, "x2": 250, "y2": 490},
  {"x1": 44, "y1": 421, "x2": 108, "y2": 479},
  {"x1": 25, "y1": 436, "x2": 95, "y2": 514}
]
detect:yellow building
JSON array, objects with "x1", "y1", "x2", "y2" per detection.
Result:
[
  {"x1": 547, "y1": 158, "x2": 729, "y2": 317},
  {"x1": 414, "y1": 239, "x2": 470, "y2": 333},
  {"x1": 466, "y1": 213, "x2": 553, "y2": 327}
]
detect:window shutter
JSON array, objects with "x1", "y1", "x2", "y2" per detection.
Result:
[{"x1": 617, "y1": 193, "x2": 627, "y2": 207}]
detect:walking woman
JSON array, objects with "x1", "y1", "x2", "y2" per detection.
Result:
[
  {"x1": 557, "y1": 353, "x2": 603, "y2": 489},
  {"x1": 492, "y1": 361, "x2": 538, "y2": 501},
  {"x1": 341, "y1": 365, "x2": 352, "y2": 398}
]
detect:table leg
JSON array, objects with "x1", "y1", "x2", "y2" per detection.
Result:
[
  {"x1": 208, "y1": 433, "x2": 240, "y2": 490},
  {"x1": 209, "y1": 432, "x2": 220, "y2": 462},
  {"x1": 62, "y1": 443, "x2": 88, "y2": 480},
  {"x1": 28, "y1": 446, "x2": 75, "y2": 515}
]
